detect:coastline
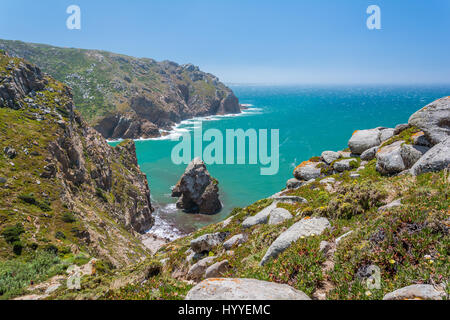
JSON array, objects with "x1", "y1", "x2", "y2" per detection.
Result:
[{"x1": 106, "y1": 104, "x2": 262, "y2": 143}]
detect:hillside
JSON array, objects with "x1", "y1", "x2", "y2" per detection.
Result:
[
  {"x1": 0, "y1": 39, "x2": 241, "y2": 140},
  {"x1": 0, "y1": 51, "x2": 155, "y2": 299},
  {"x1": 1, "y1": 51, "x2": 448, "y2": 301},
  {"x1": 15, "y1": 96, "x2": 446, "y2": 300}
]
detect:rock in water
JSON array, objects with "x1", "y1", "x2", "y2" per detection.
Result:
[
  {"x1": 260, "y1": 217, "x2": 330, "y2": 265},
  {"x1": 185, "y1": 278, "x2": 311, "y2": 300},
  {"x1": 172, "y1": 158, "x2": 222, "y2": 214},
  {"x1": 409, "y1": 96, "x2": 450, "y2": 145}
]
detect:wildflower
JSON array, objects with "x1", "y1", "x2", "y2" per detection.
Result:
[
  {"x1": 365, "y1": 291, "x2": 372, "y2": 296},
  {"x1": 428, "y1": 260, "x2": 434, "y2": 264},
  {"x1": 424, "y1": 255, "x2": 432, "y2": 260},
  {"x1": 389, "y1": 259, "x2": 395, "y2": 264}
]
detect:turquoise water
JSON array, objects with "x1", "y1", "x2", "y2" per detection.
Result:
[{"x1": 110, "y1": 85, "x2": 450, "y2": 238}]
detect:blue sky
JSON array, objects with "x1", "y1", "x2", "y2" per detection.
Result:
[{"x1": 1, "y1": 0, "x2": 449, "y2": 84}]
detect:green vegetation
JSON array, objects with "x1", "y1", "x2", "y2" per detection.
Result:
[{"x1": 0, "y1": 251, "x2": 64, "y2": 299}]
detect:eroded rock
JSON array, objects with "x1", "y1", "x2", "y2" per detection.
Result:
[
  {"x1": 185, "y1": 278, "x2": 311, "y2": 300},
  {"x1": 260, "y1": 217, "x2": 330, "y2": 265}
]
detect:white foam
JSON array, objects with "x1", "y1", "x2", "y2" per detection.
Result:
[{"x1": 146, "y1": 203, "x2": 184, "y2": 241}]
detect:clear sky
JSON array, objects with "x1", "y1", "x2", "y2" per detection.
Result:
[{"x1": 1, "y1": 0, "x2": 449, "y2": 84}]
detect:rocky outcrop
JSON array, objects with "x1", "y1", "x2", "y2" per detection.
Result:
[
  {"x1": 187, "y1": 256, "x2": 216, "y2": 281},
  {"x1": 204, "y1": 260, "x2": 230, "y2": 278},
  {"x1": 348, "y1": 128, "x2": 394, "y2": 155},
  {"x1": 0, "y1": 40, "x2": 241, "y2": 140},
  {"x1": 185, "y1": 278, "x2": 311, "y2": 300},
  {"x1": 348, "y1": 129, "x2": 382, "y2": 155},
  {"x1": 223, "y1": 234, "x2": 248, "y2": 250},
  {"x1": 191, "y1": 232, "x2": 229, "y2": 253},
  {"x1": 260, "y1": 217, "x2": 330, "y2": 266},
  {"x1": 172, "y1": 158, "x2": 222, "y2": 214},
  {"x1": 321, "y1": 151, "x2": 341, "y2": 164},
  {"x1": 383, "y1": 284, "x2": 447, "y2": 300},
  {"x1": 409, "y1": 96, "x2": 450, "y2": 145},
  {"x1": 0, "y1": 52, "x2": 153, "y2": 267},
  {"x1": 411, "y1": 138, "x2": 450, "y2": 175},
  {"x1": 376, "y1": 141, "x2": 406, "y2": 175},
  {"x1": 333, "y1": 158, "x2": 358, "y2": 172},
  {"x1": 293, "y1": 161, "x2": 321, "y2": 181}
]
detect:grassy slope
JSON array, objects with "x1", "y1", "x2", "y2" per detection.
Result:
[
  {"x1": 91, "y1": 130, "x2": 449, "y2": 300},
  {"x1": 0, "y1": 53, "x2": 149, "y2": 299}
]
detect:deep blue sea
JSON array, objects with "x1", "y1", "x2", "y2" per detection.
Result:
[{"x1": 111, "y1": 85, "x2": 450, "y2": 239}]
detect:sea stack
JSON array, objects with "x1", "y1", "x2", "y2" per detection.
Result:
[{"x1": 172, "y1": 158, "x2": 222, "y2": 214}]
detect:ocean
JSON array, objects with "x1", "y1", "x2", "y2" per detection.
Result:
[{"x1": 109, "y1": 85, "x2": 450, "y2": 239}]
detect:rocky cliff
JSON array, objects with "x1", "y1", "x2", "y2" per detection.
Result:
[
  {"x1": 0, "y1": 51, "x2": 154, "y2": 272},
  {"x1": 0, "y1": 40, "x2": 241, "y2": 140},
  {"x1": 98, "y1": 96, "x2": 449, "y2": 301}
]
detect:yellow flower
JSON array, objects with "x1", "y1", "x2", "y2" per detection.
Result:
[
  {"x1": 389, "y1": 259, "x2": 396, "y2": 264},
  {"x1": 428, "y1": 260, "x2": 434, "y2": 264},
  {"x1": 365, "y1": 291, "x2": 372, "y2": 296}
]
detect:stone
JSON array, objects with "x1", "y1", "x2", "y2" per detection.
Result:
[
  {"x1": 3, "y1": 146, "x2": 17, "y2": 159},
  {"x1": 321, "y1": 151, "x2": 341, "y2": 164},
  {"x1": 333, "y1": 159, "x2": 358, "y2": 172},
  {"x1": 380, "y1": 128, "x2": 395, "y2": 142},
  {"x1": 349, "y1": 173, "x2": 360, "y2": 179},
  {"x1": 320, "y1": 177, "x2": 335, "y2": 184},
  {"x1": 242, "y1": 202, "x2": 277, "y2": 228},
  {"x1": 400, "y1": 144, "x2": 430, "y2": 168},
  {"x1": 270, "y1": 195, "x2": 308, "y2": 204},
  {"x1": 190, "y1": 232, "x2": 229, "y2": 253},
  {"x1": 204, "y1": 260, "x2": 229, "y2": 278},
  {"x1": 378, "y1": 199, "x2": 402, "y2": 213},
  {"x1": 221, "y1": 216, "x2": 233, "y2": 228},
  {"x1": 260, "y1": 217, "x2": 330, "y2": 265},
  {"x1": 187, "y1": 256, "x2": 216, "y2": 281},
  {"x1": 293, "y1": 161, "x2": 321, "y2": 181},
  {"x1": 411, "y1": 131, "x2": 432, "y2": 147},
  {"x1": 409, "y1": 96, "x2": 450, "y2": 145},
  {"x1": 223, "y1": 234, "x2": 248, "y2": 250},
  {"x1": 383, "y1": 284, "x2": 446, "y2": 300},
  {"x1": 394, "y1": 123, "x2": 410, "y2": 135},
  {"x1": 286, "y1": 178, "x2": 303, "y2": 189},
  {"x1": 172, "y1": 158, "x2": 221, "y2": 214},
  {"x1": 376, "y1": 141, "x2": 406, "y2": 175},
  {"x1": 335, "y1": 231, "x2": 353, "y2": 245},
  {"x1": 268, "y1": 208, "x2": 293, "y2": 225},
  {"x1": 411, "y1": 138, "x2": 450, "y2": 175},
  {"x1": 348, "y1": 129, "x2": 381, "y2": 154},
  {"x1": 360, "y1": 146, "x2": 379, "y2": 161},
  {"x1": 185, "y1": 278, "x2": 311, "y2": 300},
  {"x1": 319, "y1": 241, "x2": 332, "y2": 254}
]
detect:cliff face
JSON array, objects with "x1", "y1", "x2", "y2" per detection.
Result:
[
  {"x1": 0, "y1": 51, "x2": 153, "y2": 267},
  {"x1": 0, "y1": 40, "x2": 241, "y2": 140}
]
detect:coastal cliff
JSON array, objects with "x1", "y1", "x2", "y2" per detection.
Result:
[
  {"x1": 0, "y1": 50, "x2": 154, "y2": 289},
  {"x1": 1, "y1": 50, "x2": 448, "y2": 300},
  {"x1": 0, "y1": 39, "x2": 241, "y2": 140},
  {"x1": 99, "y1": 96, "x2": 449, "y2": 301}
]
